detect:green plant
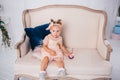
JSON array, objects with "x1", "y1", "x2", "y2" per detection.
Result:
[{"x1": 0, "y1": 19, "x2": 11, "y2": 47}]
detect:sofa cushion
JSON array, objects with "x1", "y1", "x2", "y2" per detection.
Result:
[
  {"x1": 25, "y1": 23, "x2": 50, "y2": 50},
  {"x1": 14, "y1": 48, "x2": 112, "y2": 78},
  {"x1": 64, "y1": 49, "x2": 112, "y2": 75}
]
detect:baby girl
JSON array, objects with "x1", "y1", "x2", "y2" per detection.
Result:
[{"x1": 39, "y1": 19, "x2": 74, "y2": 80}]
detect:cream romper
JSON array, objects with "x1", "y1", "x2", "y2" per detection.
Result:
[{"x1": 41, "y1": 34, "x2": 63, "y2": 61}]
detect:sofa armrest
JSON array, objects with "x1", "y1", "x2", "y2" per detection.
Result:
[
  {"x1": 104, "y1": 40, "x2": 113, "y2": 60},
  {"x1": 15, "y1": 32, "x2": 31, "y2": 58},
  {"x1": 97, "y1": 39, "x2": 112, "y2": 61}
]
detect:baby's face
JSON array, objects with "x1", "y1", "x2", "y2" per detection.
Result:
[{"x1": 50, "y1": 26, "x2": 61, "y2": 38}]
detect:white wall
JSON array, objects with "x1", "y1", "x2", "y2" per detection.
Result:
[
  {"x1": 0, "y1": 0, "x2": 25, "y2": 49},
  {"x1": 0, "y1": 1, "x2": 24, "y2": 79}
]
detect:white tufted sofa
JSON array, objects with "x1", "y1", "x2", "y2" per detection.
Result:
[{"x1": 14, "y1": 5, "x2": 112, "y2": 80}]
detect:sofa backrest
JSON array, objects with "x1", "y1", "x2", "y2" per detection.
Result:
[{"x1": 23, "y1": 5, "x2": 107, "y2": 49}]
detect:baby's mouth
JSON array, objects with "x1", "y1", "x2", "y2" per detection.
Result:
[{"x1": 54, "y1": 35, "x2": 58, "y2": 38}]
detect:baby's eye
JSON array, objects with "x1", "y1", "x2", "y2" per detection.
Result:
[
  {"x1": 53, "y1": 30, "x2": 55, "y2": 32},
  {"x1": 57, "y1": 30, "x2": 60, "y2": 32}
]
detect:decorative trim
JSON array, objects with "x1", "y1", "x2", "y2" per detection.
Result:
[{"x1": 14, "y1": 32, "x2": 26, "y2": 58}]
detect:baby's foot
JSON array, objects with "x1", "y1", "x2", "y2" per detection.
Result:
[
  {"x1": 39, "y1": 71, "x2": 46, "y2": 80},
  {"x1": 57, "y1": 68, "x2": 66, "y2": 77}
]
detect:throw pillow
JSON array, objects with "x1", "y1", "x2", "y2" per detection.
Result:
[{"x1": 25, "y1": 23, "x2": 50, "y2": 50}]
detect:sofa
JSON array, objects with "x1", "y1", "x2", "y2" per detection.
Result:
[{"x1": 14, "y1": 5, "x2": 112, "y2": 80}]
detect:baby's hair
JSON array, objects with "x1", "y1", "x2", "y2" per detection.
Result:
[
  {"x1": 51, "y1": 19, "x2": 55, "y2": 23},
  {"x1": 57, "y1": 19, "x2": 62, "y2": 25},
  {"x1": 46, "y1": 19, "x2": 62, "y2": 30},
  {"x1": 51, "y1": 19, "x2": 62, "y2": 25}
]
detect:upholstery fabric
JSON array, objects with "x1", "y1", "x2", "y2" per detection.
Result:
[
  {"x1": 27, "y1": 8, "x2": 100, "y2": 49},
  {"x1": 25, "y1": 23, "x2": 50, "y2": 50},
  {"x1": 15, "y1": 49, "x2": 112, "y2": 78}
]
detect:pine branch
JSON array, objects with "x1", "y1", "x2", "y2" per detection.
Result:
[{"x1": 0, "y1": 20, "x2": 11, "y2": 47}]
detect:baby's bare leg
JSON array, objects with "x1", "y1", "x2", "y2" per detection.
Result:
[
  {"x1": 39, "y1": 56, "x2": 49, "y2": 80},
  {"x1": 55, "y1": 59, "x2": 64, "y2": 68},
  {"x1": 56, "y1": 59, "x2": 66, "y2": 76},
  {"x1": 40, "y1": 56, "x2": 49, "y2": 71}
]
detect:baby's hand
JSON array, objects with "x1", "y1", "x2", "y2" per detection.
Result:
[
  {"x1": 68, "y1": 52, "x2": 74, "y2": 59},
  {"x1": 50, "y1": 50, "x2": 56, "y2": 56}
]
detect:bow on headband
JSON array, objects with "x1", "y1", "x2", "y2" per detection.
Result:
[{"x1": 46, "y1": 19, "x2": 62, "y2": 30}]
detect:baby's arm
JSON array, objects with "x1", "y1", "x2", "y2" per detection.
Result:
[
  {"x1": 59, "y1": 43, "x2": 71, "y2": 56},
  {"x1": 59, "y1": 43, "x2": 74, "y2": 59},
  {"x1": 43, "y1": 44, "x2": 56, "y2": 56}
]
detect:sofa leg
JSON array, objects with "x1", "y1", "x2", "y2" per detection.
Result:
[
  {"x1": 105, "y1": 78, "x2": 112, "y2": 80},
  {"x1": 109, "y1": 78, "x2": 112, "y2": 80},
  {"x1": 14, "y1": 75, "x2": 20, "y2": 80}
]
